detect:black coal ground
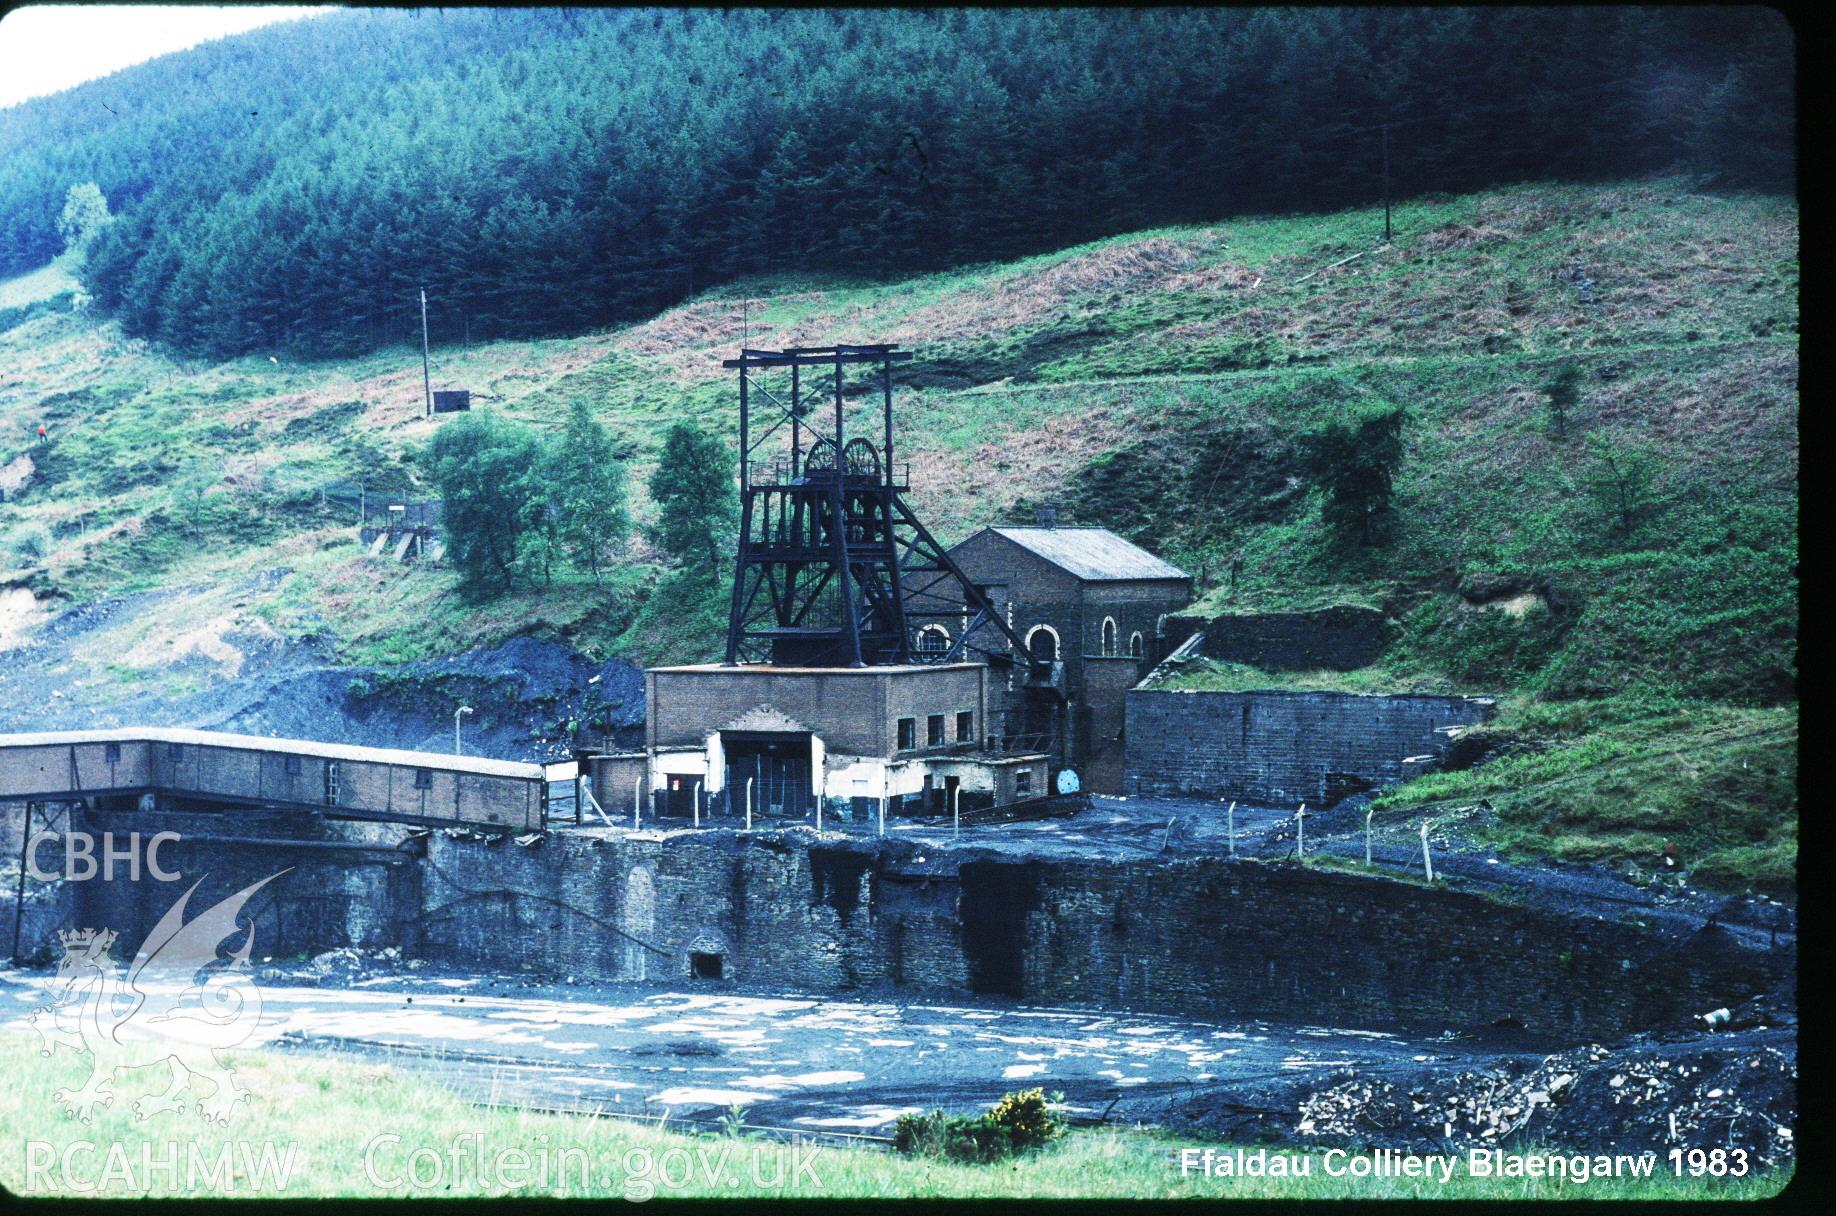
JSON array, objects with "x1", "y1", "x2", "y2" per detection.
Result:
[
  {"x1": 0, "y1": 581, "x2": 645, "y2": 760},
  {"x1": 1146, "y1": 1022, "x2": 1796, "y2": 1169}
]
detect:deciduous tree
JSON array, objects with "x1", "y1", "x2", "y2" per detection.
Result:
[
  {"x1": 541, "y1": 399, "x2": 630, "y2": 585},
  {"x1": 646, "y1": 421, "x2": 735, "y2": 582},
  {"x1": 427, "y1": 410, "x2": 546, "y2": 596}
]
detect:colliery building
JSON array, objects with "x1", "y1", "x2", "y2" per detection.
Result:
[
  {"x1": 597, "y1": 343, "x2": 1187, "y2": 822},
  {"x1": 922, "y1": 523, "x2": 1191, "y2": 793}
]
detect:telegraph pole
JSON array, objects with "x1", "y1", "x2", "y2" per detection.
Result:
[
  {"x1": 1381, "y1": 124, "x2": 1393, "y2": 244},
  {"x1": 420, "y1": 287, "x2": 433, "y2": 418}
]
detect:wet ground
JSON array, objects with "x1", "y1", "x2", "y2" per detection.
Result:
[{"x1": 2, "y1": 965, "x2": 1540, "y2": 1137}]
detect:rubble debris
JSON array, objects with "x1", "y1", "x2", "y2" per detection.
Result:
[
  {"x1": 1161, "y1": 1026, "x2": 1795, "y2": 1169},
  {"x1": 282, "y1": 945, "x2": 419, "y2": 984}
]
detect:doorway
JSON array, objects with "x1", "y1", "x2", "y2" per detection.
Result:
[{"x1": 722, "y1": 731, "x2": 815, "y2": 820}]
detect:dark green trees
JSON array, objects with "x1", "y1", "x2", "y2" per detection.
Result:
[
  {"x1": 0, "y1": 8, "x2": 1797, "y2": 359},
  {"x1": 542, "y1": 400, "x2": 630, "y2": 586},
  {"x1": 427, "y1": 411, "x2": 548, "y2": 596},
  {"x1": 646, "y1": 422, "x2": 736, "y2": 583},
  {"x1": 428, "y1": 405, "x2": 634, "y2": 597},
  {"x1": 1543, "y1": 364, "x2": 1582, "y2": 440},
  {"x1": 1298, "y1": 399, "x2": 1408, "y2": 547},
  {"x1": 1582, "y1": 434, "x2": 1662, "y2": 544}
]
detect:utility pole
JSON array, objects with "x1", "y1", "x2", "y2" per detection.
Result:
[
  {"x1": 420, "y1": 287, "x2": 433, "y2": 419},
  {"x1": 1381, "y1": 124, "x2": 1393, "y2": 244}
]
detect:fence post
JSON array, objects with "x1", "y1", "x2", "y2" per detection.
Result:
[
  {"x1": 1420, "y1": 820, "x2": 1435, "y2": 883},
  {"x1": 692, "y1": 781, "x2": 701, "y2": 829},
  {"x1": 952, "y1": 785, "x2": 960, "y2": 838},
  {"x1": 1295, "y1": 803, "x2": 1307, "y2": 860},
  {"x1": 745, "y1": 777, "x2": 754, "y2": 831},
  {"x1": 634, "y1": 776, "x2": 642, "y2": 830},
  {"x1": 1366, "y1": 807, "x2": 1375, "y2": 867},
  {"x1": 1227, "y1": 800, "x2": 1236, "y2": 858},
  {"x1": 879, "y1": 795, "x2": 887, "y2": 838},
  {"x1": 817, "y1": 798, "x2": 823, "y2": 834}
]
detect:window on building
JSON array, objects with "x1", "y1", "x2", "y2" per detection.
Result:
[
  {"x1": 897, "y1": 717, "x2": 916, "y2": 750},
  {"x1": 916, "y1": 625, "x2": 950, "y2": 657},
  {"x1": 1014, "y1": 769, "x2": 1033, "y2": 796},
  {"x1": 414, "y1": 767, "x2": 434, "y2": 790},
  {"x1": 927, "y1": 714, "x2": 945, "y2": 746},
  {"x1": 166, "y1": 743, "x2": 184, "y2": 761},
  {"x1": 103, "y1": 742, "x2": 121, "y2": 763},
  {"x1": 1026, "y1": 625, "x2": 1059, "y2": 663},
  {"x1": 1130, "y1": 631, "x2": 1145, "y2": 658},
  {"x1": 956, "y1": 710, "x2": 975, "y2": 744},
  {"x1": 284, "y1": 754, "x2": 302, "y2": 775},
  {"x1": 1102, "y1": 617, "x2": 1117, "y2": 656}
]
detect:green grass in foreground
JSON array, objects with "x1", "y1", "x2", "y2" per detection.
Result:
[{"x1": 0, "y1": 1038, "x2": 1789, "y2": 1199}]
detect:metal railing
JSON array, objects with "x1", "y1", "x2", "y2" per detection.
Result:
[
  {"x1": 362, "y1": 499, "x2": 443, "y2": 530},
  {"x1": 745, "y1": 458, "x2": 910, "y2": 489}
]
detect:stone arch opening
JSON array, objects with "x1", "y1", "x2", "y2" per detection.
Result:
[{"x1": 1025, "y1": 624, "x2": 1060, "y2": 663}]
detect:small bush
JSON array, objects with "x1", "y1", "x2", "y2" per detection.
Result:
[
  {"x1": 4, "y1": 520, "x2": 54, "y2": 565},
  {"x1": 892, "y1": 1088, "x2": 1061, "y2": 1164}
]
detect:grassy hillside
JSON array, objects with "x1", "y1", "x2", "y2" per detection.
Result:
[{"x1": 0, "y1": 178, "x2": 1797, "y2": 888}]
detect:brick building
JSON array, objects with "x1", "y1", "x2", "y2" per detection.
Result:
[
  {"x1": 911, "y1": 524, "x2": 1192, "y2": 793},
  {"x1": 632, "y1": 662, "x2": 1049, "y2": 823}
]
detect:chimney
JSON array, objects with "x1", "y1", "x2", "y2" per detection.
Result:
[{"x1": 1035, "y1": 506, "x2": 1058, "y2": 528}]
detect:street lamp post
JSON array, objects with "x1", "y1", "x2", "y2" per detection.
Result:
[{"x1": 454, "y1": 705, "x2": 473, "y2": 755}]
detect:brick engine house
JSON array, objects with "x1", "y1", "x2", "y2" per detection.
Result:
[{"x1": 920, "y1": 522, "x2": 1191, "y2": 793}]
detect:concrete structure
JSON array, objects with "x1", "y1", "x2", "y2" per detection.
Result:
[
  {"x1": 917, "y1": 525, "x2": 1192, "y2": 793},
  {"x1": 0, "y1": 727, "x2": 554, "y2": 831},
  {"x1": 640, "y1": 662, "x2": 1047, "y2": 821},
  {"x1": 1124, "y1": 689, "x2": 1496, "y2": 805}
]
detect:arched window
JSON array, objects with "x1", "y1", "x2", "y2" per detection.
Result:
[
  {"x1": 915, "y1": 625, "x2": 951, "y2": 657},
  {"x1": 1101, "y1": 617, "x2": 1118, "y2": 656},
  {"x1": 1130, "y1": 631, "x2": 1145, "y2": 659},
  {"x1": 1025, "y1": 624, "x2": 1060, "y2": 663}
]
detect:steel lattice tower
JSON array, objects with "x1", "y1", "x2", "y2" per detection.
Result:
[{"x1": 720, "y1": 345, "x2": 1030, "y2": 668}]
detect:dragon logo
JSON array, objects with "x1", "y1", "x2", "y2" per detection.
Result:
[{"x1": 27, "y1": 871, "x2": 286, "y2": 1125}]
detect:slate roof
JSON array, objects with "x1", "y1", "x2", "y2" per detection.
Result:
[{"x1": 983, "y1": 526, "x2": 1189, "y2": 583}]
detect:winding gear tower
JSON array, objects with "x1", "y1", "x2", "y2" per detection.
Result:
[{"x1": 720, "y1": 345, "x2": 1033, "y2": 671}]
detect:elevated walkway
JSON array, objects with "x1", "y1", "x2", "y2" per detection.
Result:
[{"x1": 0, "y1": 727, "x2": 563, "y2": 832}]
